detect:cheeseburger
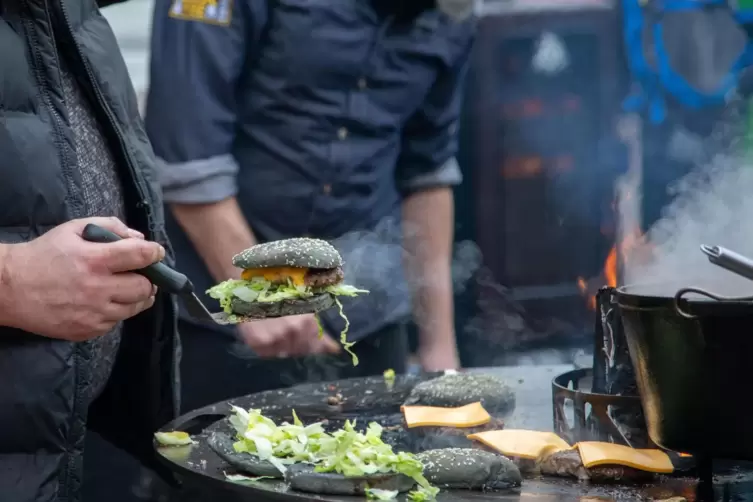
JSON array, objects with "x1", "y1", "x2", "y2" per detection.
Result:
[{"x1": 207, "y1": 238, "x2": 368, "y2": 363}]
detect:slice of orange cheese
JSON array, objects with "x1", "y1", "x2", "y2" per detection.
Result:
[
  {"x1": 575, "y1": 442, "x2": 674, "y2": 473},
  {"x1": 241, "y1": 267, "x2": 308, "y2": 286},
  {"x1": 467, "y1": 429, "x2": 571, "y2": 459},
  {"x1": 401, "y1": 402, "x2": 491, "y2": 428}
]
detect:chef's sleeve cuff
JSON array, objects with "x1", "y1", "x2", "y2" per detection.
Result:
[
  {"x1": 158, "y1": 154, "x2": 239, "y2": 204},
  {"x1": 398, "y1": 156, "x2": 463, "y2": 196}
]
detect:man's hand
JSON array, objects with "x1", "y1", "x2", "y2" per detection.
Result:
[
  {"x1": 238, "y1": 314, "x2": 341, "y2": 358},
  {"x1": 0, "y1": 217, "x2": 164, "y2": 341}
]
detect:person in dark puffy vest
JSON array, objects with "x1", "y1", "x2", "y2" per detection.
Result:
[{"x1": 0, "y1": 0, "x2": 179, "y2": 501}]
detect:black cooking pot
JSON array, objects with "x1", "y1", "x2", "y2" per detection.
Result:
[{"x1": 617, "y1": 283, "x2": 753, "y2": 460}]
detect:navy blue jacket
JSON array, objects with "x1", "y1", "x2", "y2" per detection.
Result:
[{"x1": 146, "y1": 0, "x2": 475, "y2": 340}]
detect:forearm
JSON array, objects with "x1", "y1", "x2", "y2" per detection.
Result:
[
  {"x1": 401, "y1": 187, "x2": 456, "y2": 347},
  {"x1": 0, "y1": 243, "x2": 13, "y2": 327},
  {"x1": 170, "y1": 197, "x2": 257, "y2": 282}
]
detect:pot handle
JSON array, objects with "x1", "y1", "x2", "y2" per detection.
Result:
[{"x1": 674, "y1": 287, "x2": 753, "y2": 319}]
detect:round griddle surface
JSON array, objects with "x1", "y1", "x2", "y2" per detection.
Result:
[{"x1": 155, "y1": 367, "x2": 753, "y2": 502}]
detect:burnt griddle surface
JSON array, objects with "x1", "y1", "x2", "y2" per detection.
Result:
[{"x1": 155, "y1": 367, "x2": 753, "y2": 502}]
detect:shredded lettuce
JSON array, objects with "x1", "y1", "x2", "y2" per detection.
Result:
[
  {"x1": 228, "y1": 406, "x2": 327, "y2": 475},
  {"x1": 407, "y1": 485, "x2": 439, "y2": 501},
  {"x1": 207, "y1": 277, "x2": 368, "y2": 312},
  {"x1": 224, "y1": 472, "x2": 277, "y2": 484},
  {"x1": 207, "y1": 277, "x2": 315, "y2": 310},
  {"x1": 207, "y1": 277, "x2": 367, "y2": 366},
  {"x1": 313, "y1": 420, "x2": 436, "y2": 497},
  {"x1": 226, "y1": 407, "x2": 438, "y2": 499},
  {"x1": 154, "y1": 431, "x2": 196, "y2": 446},
  {"x1": 333, "y1": 296, "x2": 358, "y2": 366},
  {"x1": 383, "y1": 369, "x2": 396, "y2": 390},
  {"x1": 365, "y1": 488, "x2": 399, "y2": 500}
]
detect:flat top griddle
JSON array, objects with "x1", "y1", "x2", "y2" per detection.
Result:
[{"x1": 155, "y1": 365, "x2": 753, "y2": 502}]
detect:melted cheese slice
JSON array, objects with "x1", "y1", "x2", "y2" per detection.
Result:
[
  {"x1": 241, "y1": 267, "x2": 308, "y2": 286},
  {"x1": 401, "y1": 402, "x2": 491, "y2": 428},
  {"x1": 467, "y1": 429, "x2": 571, "y2": 460},
  {"x1": 576, "y1": 442, "x2": 674, "y2": 473}
]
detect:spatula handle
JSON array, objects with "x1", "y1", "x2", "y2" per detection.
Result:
[
  {"x1": 82, "y1": 223, "x2": 194, "y2": 295},
  {"x1": 701, "y1": 244, "x2": 753, "y2": 282}
]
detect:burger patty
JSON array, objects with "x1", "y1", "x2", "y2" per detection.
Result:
[
  {"x1": 539, "y1": 449, "x2": 655, "y2": 484},
  {"x1": 305, "y1": 266, "x2": 344, "y2": 288},
  {"x1": 405, "y1": 416, "x2": 505, "y2": 452}
]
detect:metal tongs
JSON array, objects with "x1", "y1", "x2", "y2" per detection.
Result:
[
  {"x1": 700, "y1": 244, "x2": 753, "y2": 282},
  {"x1": 82, "y1": 224, "x2": 238, "y2": 325}
]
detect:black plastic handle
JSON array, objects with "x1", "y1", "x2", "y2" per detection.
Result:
[{"x1": 82, "y1": 223, "x2": 195, "y2": 295}]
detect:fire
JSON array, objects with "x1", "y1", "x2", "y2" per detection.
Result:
[
  {"x1": 576, "y1": 277, "x2": 596, "y2": 310},
  {"x1": 576, "y1": 222, "x2": 645, "y2": 310}
]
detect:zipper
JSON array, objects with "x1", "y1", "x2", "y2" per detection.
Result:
[
  {"x1": 20, "y1": 3, "x2": 85, "y2": 501},
  {"x1": 21, "y1": 0, "x2": 83, "y2": 219},
  {"x1": 56, "y1": 1, "x2": 155, "y2": 231}
]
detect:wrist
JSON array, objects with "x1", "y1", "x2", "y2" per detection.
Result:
[{"x1": 0, "y1": 243, "x2": 18, "y2": 327}]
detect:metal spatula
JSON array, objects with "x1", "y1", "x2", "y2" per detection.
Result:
[{"x1": 82, "y1": 223, "x2": 238, "y2": 325}]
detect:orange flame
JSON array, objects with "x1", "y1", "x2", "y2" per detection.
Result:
[{"x1": 577, "y1": 205, "x2": 645, "y2": 310}]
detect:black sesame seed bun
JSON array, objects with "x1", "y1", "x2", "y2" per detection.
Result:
[
  {"x1": 285, "y1": 463, "x2": 415, "y2": 495},
  {"x1": 229, "y1": 293, "x2": 336, "y2": 318},
  {"x1": 232, "y1": 238, "x2": 343, "y2": 270},
  {"x1": 404, "y1": 373, "x2": 516, "y2": 415},
  {"x1": 208, "y1": 432, "x2": 284, "y2": 478},
  {"x1": 417, "y1": 448, "x2": 522, "y2": 490}
]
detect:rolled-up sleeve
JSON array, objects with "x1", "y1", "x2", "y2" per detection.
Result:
[
  {"x1": 145, "y1": 0, "x2": 267, "y2": 204},
  {"x1": 395, "y1": 35, "x2": 475, "y2": 197}
]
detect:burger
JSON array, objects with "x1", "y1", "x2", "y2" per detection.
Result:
[{"x1": 206, "y1": 238, "x2": 368, "y2": 362}]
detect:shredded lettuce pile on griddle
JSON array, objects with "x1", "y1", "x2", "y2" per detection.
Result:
[
  {"x1": 226, "y1": 406, "x2": 439, "y2": 500},
  {"x1": 207, "y1": 277, "x2": 368, "y2": 365}
]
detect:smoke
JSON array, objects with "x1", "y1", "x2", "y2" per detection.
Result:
[{"x1": 623, "y1": 134, "x2": 753, "y2": 297}]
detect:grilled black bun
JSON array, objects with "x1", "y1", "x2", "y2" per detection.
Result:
[
  {"x1": 417, "y1": 448, "x2": 522, "y2": 490},
  {"x1": 232, "y1": 238, "x2": 343, "y2": 270},
  {"x1": 405, "y1": 416, "x2": 506, "y2": 451},
  {"x1": 208, "y1": 432, "x2": 284, "y2": 478},
  {"x1": 404, "y1": 373, "x2": 516, "y2": 415},
  {"x1": 230, "y1": 292, "x2": 336, "y2": 319},
  {"x1": 285, "y1": 464, "x2": 415, "y2": 495}
]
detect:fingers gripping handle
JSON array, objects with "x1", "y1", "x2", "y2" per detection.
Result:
[{"x1": 82, "y1": 224, "x2": 195, "y2": 295}]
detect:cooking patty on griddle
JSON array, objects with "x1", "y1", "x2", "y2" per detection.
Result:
[
  {"x1": 406, "y1": 415, "x2": 505, "y2": 451},
  {"x1": 539, "y1": 449, "x2": 655, "y2": 484}
]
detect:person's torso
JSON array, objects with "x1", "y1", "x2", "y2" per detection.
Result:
[
  {"x1": 235, "y1": 0, "x2": 472, "y2": 238},
  {"x1": 167, "y1": 0, "x2": 473, "y2": 339},
  {"x1": 0, "y1": 1, "x2": 176, "y2": 500}
]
